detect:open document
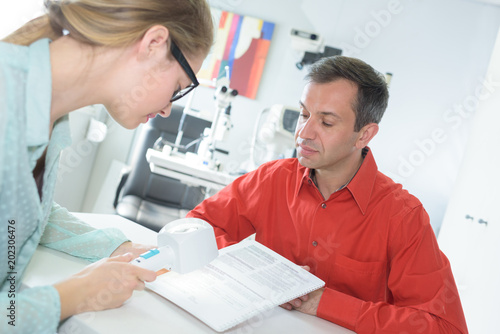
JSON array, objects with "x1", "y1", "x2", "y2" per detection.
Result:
[{"x1": 146, "y1": 239, "x2": 325, "y2": 332}]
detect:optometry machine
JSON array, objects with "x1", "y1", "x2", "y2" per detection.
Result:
[
  {"x1": 131, "y1": 217, "x2": 219, "y2": 273},
  {"x1": 146, "y1": 67, "x2": 239, "y2": 196},
  {"x1": 196, "y1": 82, "x2": 238, "y2": 170},
  {"x1": 248, "y1": 104, "x2": 300, "y2": 170},
  {"x1": 291, "y1": 28, "x2": 342, "y2": 70}
]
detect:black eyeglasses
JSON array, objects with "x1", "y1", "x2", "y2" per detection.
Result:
[{"x1": 169, "y1": 40, "x2": 199, "y2": 102}]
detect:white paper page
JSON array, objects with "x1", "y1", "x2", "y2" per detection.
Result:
[{"x1": 147, "y1": 240, "x2": 325, "y2": 332}]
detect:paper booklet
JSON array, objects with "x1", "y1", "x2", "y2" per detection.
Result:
[{"x1": 146, "y1": 239, "x2": 325, "y2": 332}]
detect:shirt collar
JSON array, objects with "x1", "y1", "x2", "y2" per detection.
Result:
[
  {"x1": 345, "y1": 147, "x2": 378, "y2": 215},
  {"x1": 298, "y1": 164, "x2": 313, "y2": 196},
  {"x1": 297, "y1": 147, "x2": 378, "y2": 215},
  {"x1": 26, "y1": 38, "x2": 52, "y2": 148}
]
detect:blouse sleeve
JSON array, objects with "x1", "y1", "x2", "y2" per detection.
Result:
[
  {"x1": 39, "y1": 203, "x2": 129, "y2": 262},
  {"x1": 0, "y1": 285, "x2": 60, "y2": 333}
]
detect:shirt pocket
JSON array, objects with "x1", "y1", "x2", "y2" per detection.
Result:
[{"x1": 328, "y1": 253, "x2": 388, "y2": 302}]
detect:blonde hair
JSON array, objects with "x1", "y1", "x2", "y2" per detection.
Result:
[{"x1": 3, "y1": 0, "x2": 213, "y2": 59}]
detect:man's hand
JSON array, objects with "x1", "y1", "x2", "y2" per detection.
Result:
[
  {"x1": 280, "y1": 265, "x2": 324, "y2": 316},
  {"x1": 281, "y1": 293, "x2": 310, "y2": 311},
  {"x1": 111, "y1": 241, "x2": 155, "y2": 259},
  {"x1": 288, "y1": 288, "x2": 324, "y2": 316}
]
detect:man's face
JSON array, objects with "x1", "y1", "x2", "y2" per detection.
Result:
[{"x1": 295, "y1": 79, "x2": 361, "y2": 173}]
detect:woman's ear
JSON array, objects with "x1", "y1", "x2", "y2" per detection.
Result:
[
  {"x1": 137, "y1": 25, "x2": 169, "y2": 61},
  {"x1": 355, "y1": 123, "x2": 379, "y2": 149}
]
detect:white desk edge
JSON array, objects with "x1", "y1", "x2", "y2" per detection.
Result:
[{"x1": 22, "y1": 213, "x2": 353, "y2": 334}]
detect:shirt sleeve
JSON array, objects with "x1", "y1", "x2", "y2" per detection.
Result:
[
  {"x1": 187, "y1": 173, "x2": 259, "y2": 249},
  {"x1": 316, "y1": 206, "x2": 468, "y2": 334},
  {"x1": 1, "y1": 285, "x2": 60, "y2": 333},
  {"x1": 39, "y1": 203, "x2": 130, "y2": 262}
]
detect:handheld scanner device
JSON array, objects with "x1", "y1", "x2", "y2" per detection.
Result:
[
  {"x1": 131, "y1": 218, "x2": 219, "y2": 274},
  {"x1": 131, "y1": 246, "x2": 174, "y2": 272}
]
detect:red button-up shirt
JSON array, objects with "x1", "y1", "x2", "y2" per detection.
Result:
[{"x1": 187, "y1": 148, "x2": 467, "y2": 333}]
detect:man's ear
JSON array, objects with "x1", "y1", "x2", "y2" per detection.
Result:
[
  {"x1": 355, "y1": 123, "x2": 379, "y2": 149},
  {"x1": 137, "y1": 25, "x2": 169, "y2": 61}
]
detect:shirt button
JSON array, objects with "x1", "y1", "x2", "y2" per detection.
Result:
[
  {"x1": 321, "y1": 203, "x2": 327, "y2": 209},
  {"x1": 312, "y1": 241, "x2": 318, "y2": 247},
  {"x1": 308, "y1": 179, "x2": 312, "y2": 184}
]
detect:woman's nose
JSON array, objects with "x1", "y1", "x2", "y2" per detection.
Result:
[{"x1": 158, "y1": 105, "x2": 172, "y2": 118}]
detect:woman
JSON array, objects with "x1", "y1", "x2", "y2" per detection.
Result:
[{"x1": 0, "y1": 0, "x2": 213, "y2": 332}]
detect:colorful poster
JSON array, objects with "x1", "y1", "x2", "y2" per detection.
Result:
[{"x1": 198, "y1": 9, "x2": 275, "y2": 100}]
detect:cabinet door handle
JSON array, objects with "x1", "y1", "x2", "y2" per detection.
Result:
[{"x1": 478, "y1": 219, "x2": 488, "y2": 226}]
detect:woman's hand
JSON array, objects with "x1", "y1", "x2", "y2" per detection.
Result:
[
  {"x1": 111, "y1": 241, "x2": 155, "y2": 259},
  {"x1": 54, "y1": 253, "x2": 157, "y2": 320}
]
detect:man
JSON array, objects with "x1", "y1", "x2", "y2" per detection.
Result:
[{"x1": 187, "y1": 56, "x2": 468, "y2": 333}]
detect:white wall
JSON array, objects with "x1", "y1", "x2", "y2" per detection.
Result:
[
  {"x1": 437, "y1": 26, "x2": 500, "y2": 333},
  {"x1": 51, "y1": 106, "x2": 101, "y2": 211},
  {"x1": 3, "y1": 0, "x2": 500, "y2": 235},
  {"x1": 181, "y1": 0, "x2": 500, "y2": 234},
  {"x1": 0, "y1": 1, "x2": 44, "y2": 39}
]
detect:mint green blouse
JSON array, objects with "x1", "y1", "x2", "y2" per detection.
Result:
[{"x1": 0, "y1": 39, "x2": 129, "y2": 333}]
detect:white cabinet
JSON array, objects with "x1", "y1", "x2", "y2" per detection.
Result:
[{"x1": 438, "y1": 28, "x2": 500, "y2": 333}]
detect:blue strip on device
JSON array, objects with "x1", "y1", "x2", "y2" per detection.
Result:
[{"x1": 140, "y1": 249, "x2": 159, "y2": 259}]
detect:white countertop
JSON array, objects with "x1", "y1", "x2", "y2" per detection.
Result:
[{"x1": 23, "y1": 213, "x2": 353, "y2": 334}]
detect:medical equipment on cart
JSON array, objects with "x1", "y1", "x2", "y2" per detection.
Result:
[{"x1": 249, "y1": 104, "x2": 300, "y2": 169}]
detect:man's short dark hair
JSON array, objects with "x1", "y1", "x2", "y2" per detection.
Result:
[{"x1": 305, "y1": 56, "x2": 389, "y2": 132}]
